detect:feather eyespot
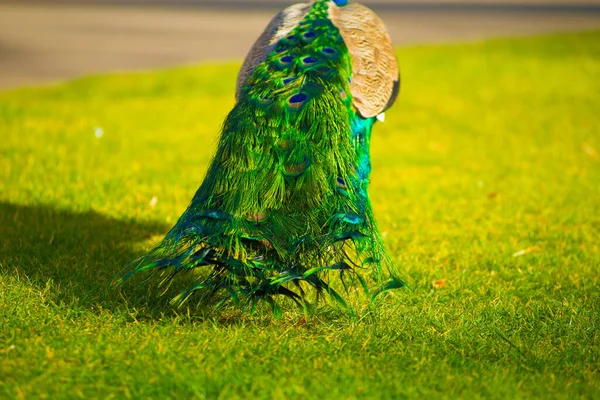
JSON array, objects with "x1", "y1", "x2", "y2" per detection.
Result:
[
  {"x1": 284, "y1": 155, "x2": 309, "y2": 176},
  {"x1": 279, "y1": 55, "x2": 294, "y2": 66},
  {"x1": 282, "y1": 77, "x2": 297, "y2": 85},
  {"x1": 259, "y1": 96, "x2": 274, "y2": 104},
  {"x1": 321, "y1": 47, "x2": 339, "y2": 59},
  {"x1": 246, "y1": 213, "x2": 267, "y2": 223},
  {"x1": 343, "y1": 213, "x2": 362, "y2": 225},
  {"x1": 288, "y1": 93, "x2": 308, "y2": 109},
  {"x1": 276, "y1": 138, "x2": 293, "y2": 150},
  {"x1": 315, "y1": 65, "x2": 331, "y2": 76},
  {"x1": 302, "y1": 56, "x2": 318, "y2": 65},
  {"x1": 336, "y1": 177, "x2": 347, "y2": 189}
]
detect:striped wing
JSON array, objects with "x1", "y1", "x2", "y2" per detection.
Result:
[{"x1": 329, "y1": 2, "x2": 399, "y2": 118}]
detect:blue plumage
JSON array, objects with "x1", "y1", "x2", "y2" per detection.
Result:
[{"x1": 120, "y1": 0, "x2": 402, "y2": 312}]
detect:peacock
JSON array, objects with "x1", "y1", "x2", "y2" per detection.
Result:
[{"x1": 120, "y1": 0, "x2": 403, "y2": 313}]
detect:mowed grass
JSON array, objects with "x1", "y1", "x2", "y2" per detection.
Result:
[{"x1": 1, "y1": 31, "x2": 599, "y2": 399}]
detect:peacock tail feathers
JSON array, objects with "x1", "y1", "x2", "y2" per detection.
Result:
[{"x1": 120, "y1": 0, "x2": 403, "y2": 313}]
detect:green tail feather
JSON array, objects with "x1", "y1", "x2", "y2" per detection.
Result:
[{"x1": 121, "y1": 0, "x2": 403, "y2": 311}]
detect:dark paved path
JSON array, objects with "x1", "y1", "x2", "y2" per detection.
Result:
[{"x1": 1, "y1": 1, "x2": 599, "y2": 91}]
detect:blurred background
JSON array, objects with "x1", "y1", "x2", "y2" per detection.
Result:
[{"x1": 1, "y1": 0, "x2": 600, "y2": 91}]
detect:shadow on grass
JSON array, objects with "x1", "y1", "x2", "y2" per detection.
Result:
[
  {"x1": 0, "y1": 201, "x2": 364, "y2": 324},
  {"x1": 0, "y1": 201, "x2": 177, "y2": 314}
]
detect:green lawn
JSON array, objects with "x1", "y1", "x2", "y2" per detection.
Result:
[{"x1": 1, "y1": 31, "x2": 599, "y2": 399}]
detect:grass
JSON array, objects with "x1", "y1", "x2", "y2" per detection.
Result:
[{"x1": 1, "y1": 30, "x2": 599, "y2": 399}]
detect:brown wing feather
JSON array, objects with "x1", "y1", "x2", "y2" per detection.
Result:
[
  {"x1": 328, "y1": 2, "x2": 399, "y2": 118},
  {"x1": 235, "y1": 3, "x2": 312, "y2": 100}
]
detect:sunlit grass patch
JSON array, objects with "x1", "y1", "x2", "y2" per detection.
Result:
[{"x1": 1, "y1": 31, "x2": 599, "y2": 399}]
